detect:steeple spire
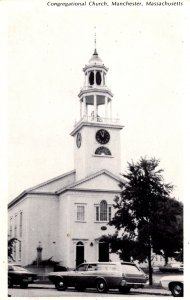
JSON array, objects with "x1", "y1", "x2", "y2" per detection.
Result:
[{"x1": 93, "y1": 26, "x2": 98, "y2": 55}]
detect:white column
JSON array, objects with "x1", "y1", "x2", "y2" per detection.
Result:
[
  {"x1": 86, "y1": 72, "x2": 89, "y2": 87},
  {"x1": 105, "y1": 97, "x2": 108, "y2": 120},
  {"x1": 94, "y1": 94, "x2": 97, "y2": 120},
  {"x1": 110, "y1": 99, "x2": 112, "y2": 120},
  {"x1": 86, "y1": 102, "x2": 88, "y2": 117},
  {"x1": 104, "y1": 72, "x2": 106, "y2": 86},
  {"x1": 94, "y1": 70, "x2": 97, "y2": 86},
  {"x1": 85, "y1": 72, "x2": 87, "y2": 87},
  {"x1": 84, "y1": 97, "x2": 87, "y2": 118},
  {"x1": 80, "y1": 99, "x2": 82, "y2": 118}
]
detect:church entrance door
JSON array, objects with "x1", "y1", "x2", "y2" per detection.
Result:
[
  {"x1": 76, "y1": 241, "x2": 84, "y2": 267},
  {"x1": 98, "y1": 239, "x2": 109, "y2": 262}
]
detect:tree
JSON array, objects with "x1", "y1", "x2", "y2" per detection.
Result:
[
  {"x1": 152, "y1": 197, "x2": 183, "y2": 265},
  {"x1": 106, "y1": 157, "x2": 183, "y2": 285},
  {"x1": 8, "y1": 238, "x2": 18, "y2": 261}
]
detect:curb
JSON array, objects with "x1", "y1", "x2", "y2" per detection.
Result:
[
  {"x1": 30, "y1": 284, "x2": 171, "y2": 296},
  {"x1": 131, "y1": 289, "x2": 171, "y2": 296}
]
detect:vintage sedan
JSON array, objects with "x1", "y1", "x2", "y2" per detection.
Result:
[
  {"x1": 49, "y1": 261, "x2": 148, "y2": 293},
  {"x1": 160, "y1": 275, "x2": 183, "y2": 297},
  {"x1": 159, "y1": 263, "x2": 183, "y2": 273},
  {"x1": 8, "y1": 264, "x2": 38, "y2": 288}
]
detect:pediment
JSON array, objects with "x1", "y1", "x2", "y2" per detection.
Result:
[{"x1": 57, "y1": 170, "x2": 122, "y2": 193}]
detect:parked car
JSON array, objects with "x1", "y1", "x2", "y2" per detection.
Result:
[
  {"x1": 49, "y1": 261, "x2": 148, "y2": 293},
  {"x1": 159, "y1": 263, "x2": 183, "y2": 273},
  {"x1": 8, "y1": 264, "x2": 38, "y2": 288},
  {"x1": 160, "y1": 275, "x2": 183, "y2": 297}
]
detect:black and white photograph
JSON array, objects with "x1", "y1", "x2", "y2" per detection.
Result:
[{"x1": 1, "y1": 0, "x2": 190, "y2": 298}]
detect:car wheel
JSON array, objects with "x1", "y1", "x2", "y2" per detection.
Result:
[
  {"x1": 8, "y1": 277, "x2": 13, "y2": 288},
  {"x1": 55, "y1": 278, "x2": 67, "y2": 291},
  {"x1": 119, "y1": 287, "x2": 131, "y2": 294},
  {"x1": 20, "y1": 282, "x2": 28, "y2": 288},
  {"x1": 96, "y1": 279, "x2": 108, "y2": 293},
  {"x1": 170, "y1": 283, "x2": 183, "y2": 297}
]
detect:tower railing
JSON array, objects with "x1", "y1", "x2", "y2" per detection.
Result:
[
  {"x1": 74, "y1": 115, "x2": 120, "y2": 127},
  {"x1": 80, "y1": 84, "x2": 111, "y2": 91}
]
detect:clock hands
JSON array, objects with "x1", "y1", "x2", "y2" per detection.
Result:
[{"x1": 100, "y1": 130, "x2": 105, "y2": 137}]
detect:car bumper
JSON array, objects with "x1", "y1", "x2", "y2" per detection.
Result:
[{"x1": 120, "y1": 279, "x2": 147, "y2": 289}]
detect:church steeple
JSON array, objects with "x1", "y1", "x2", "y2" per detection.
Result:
[
  {"x1": 93, "y1": 48, "x2": 98, "y2": 56},
  {"x1": 78, "y1": 48, "x2": 114, "y2": 124},
  {"x1": 70, "y1": 46, "x2": 124, "y2": 181},
  {"x1": 93, "y1": 28, "x2": 98, "y2": 56}
]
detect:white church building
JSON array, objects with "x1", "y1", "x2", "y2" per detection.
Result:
[{"x1": 8, "y1": 47, "x2": 124, "y2": 268}]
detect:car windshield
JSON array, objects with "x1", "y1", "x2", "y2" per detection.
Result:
[
  {"x1": 122, "y1": 264, "x2": 142, "y2": 274},
  {"x1": 76, "y1": 264, "x2": 87, "y2": 271},
  {"x1": 87, "y1": 264, "x2": 97, "y2": 271}
]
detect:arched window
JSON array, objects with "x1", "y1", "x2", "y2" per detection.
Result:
[
  {"x1": 95, "y1": 147, "x2": 111, "y2": 156},
  {"x1": 89, "y1": 72, "x2": 94, "y2": 85},
  {"x1": 95, "y1": 201, "x2": 112, "y2": 222},
  {"x1": 96, "y1": 71, "x2": 101, "y2": 85},
  {"x1": 100, "y1": 200, "x2": 107, "y2": 221}
]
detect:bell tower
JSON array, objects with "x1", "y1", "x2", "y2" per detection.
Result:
[{"x1": 70, "y1": 47, "x2": 124, "y2": 181}]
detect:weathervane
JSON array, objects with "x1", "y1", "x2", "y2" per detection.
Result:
[{"x1": 93, "y1": 26, "x2": 98, "y2": 55}]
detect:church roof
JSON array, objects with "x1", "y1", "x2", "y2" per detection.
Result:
[
  {"x1": 8, "y1": 169, "x2": 123, "y2": 208},
  {"x1": 26, "y1": 170, "x2": 76, "y2": 193},
  {"x1": 56, "y1": 169, "x2": 122, "y2": 194},
  {"x1": 8, "y1": 170, "x2": 76, "y2": 208}
]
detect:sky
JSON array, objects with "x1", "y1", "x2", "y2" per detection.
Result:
[{"x1": 6, "y1": 1, "x2": 186, "y2": 202}]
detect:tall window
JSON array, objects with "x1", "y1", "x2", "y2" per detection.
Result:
[
  {"x1": 77, "y1": 206, "x2": 85, "y2": 222},
  {"x1": 9, "y1": 217, "x2": 13, "y2": 238},
  {"x1": 100, "y1": 200, "x2": 107, "y2": 221},
  {"x1": 13, "y1": 244, "x2": 16, "y2": 260},
  {"x1": 19, "y1": 211, "x2": 23, "y2": 237},
  {"x1": 108, "y1": 207, "x2": 112, "y2": 221},
  {"x1": 19, "y1": 241, "x2": 22, "y2": 260},
  {"x1": 14, "y1": 215, "x2": 17, "y2": 238},
  {"x1": 96, "y1": 206, "x2": 99, "y2": 221},
  {"x1": 96, "y1": 71, "x2": 102, "y2": 85},
  {"x1": 89, "y1": 72, "x2": 94, "y2": 85},
  {"x1": 95, "y1": 201, "x2": 112, "y2": 222}
]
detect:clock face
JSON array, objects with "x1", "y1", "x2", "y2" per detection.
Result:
[
  {"x1": 76, "y1": 132, "x2": 82, "y2": 148},
  {"x1": 96, "y1": 129, "x2": 110, "y2": 144}
]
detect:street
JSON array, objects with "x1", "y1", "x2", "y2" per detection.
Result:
[{"x1": 8, "y1": 284, "x2": 172, "y2": 297}]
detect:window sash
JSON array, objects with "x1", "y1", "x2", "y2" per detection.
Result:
[
  {"x1": 77, "y1": 206, "x2": 85, "y2": 221},
  {"x1": 13, "y1": 244, "x2": 16, "y2": 260},
  {"x1": 19, "y1": 241, "x2": 22, "y2": 260},
  {"x1": 100, "y1": 201, "x2": 107, "y2": 221},
  {"x1": 14, "y1": 215, "x2": 17, "y2": 238},
  {"x1": 96, "y1": 206, "x2": 99, "y2": 221},
  {"x1": 108, "y1": 206, "x2": 112, "y2": 221},
  {"x1": 96, "y1": 202, "x2": 112, "y2": 222},
  {"x1": 19, "y1": 212, "x2": 22, "y2": 237}
]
